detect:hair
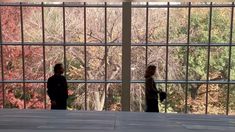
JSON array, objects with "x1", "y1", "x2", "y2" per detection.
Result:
[
  {"x1": 144, "y1": 65, "x2": 156, "y2": 78},
  {"x1": 54, "y1": 63, "x2": 63, "y2": 73}
]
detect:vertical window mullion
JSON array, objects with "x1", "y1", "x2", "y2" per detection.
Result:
[
  {"x1": 145, "y1": 2, "x2": 148, "y2": 67},
  {"x1": 122, "y1": 2, "x2": 131, "y2": 111},
  {"x1": 185, "y1": 2, "x2": 191, "y2": 114},
  {"x1": 63, "y1": 3, "x2": 67, "y2": 78},
  {"x1": 165, "y1": 2, "x2": 170, "y2": 113},
  {"x1": 84, "y1": 2, "x2": 87, "y2": 110},
  {"x1": 41, "y1": 3, "x2": 47, "y2": 109},
  {"x1": 104, "y1": 2, "x2": 107, "y2": 111},
  {"x1": 205, "y1": 2, "x2": 213, "y2": 114},
  {"x1": 227, "y1": 2, "x2": 234, "y2": 115},
  {"x1": 0, "y1": 6, "x2": 4, "y2": 108},
  {"x1": 20, "y1": 3, "x2": 26, "y2": 109}
]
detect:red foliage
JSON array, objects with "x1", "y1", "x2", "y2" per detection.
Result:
[{"x1": 1, "y1": 7, "x2": 45, "y2": 109}]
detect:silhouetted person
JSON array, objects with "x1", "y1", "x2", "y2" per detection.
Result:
[
  {"x1": 145, "y1": 65, "x2": 159, "y2": 112},
  {"x1": 47, "y1": 63, "x2": 68, "y2": 110}
]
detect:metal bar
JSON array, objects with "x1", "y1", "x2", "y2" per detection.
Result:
[
  {"x1": 133, "y1": 4, "x2": 235, "y2": 8},
  {"x1": 84, "y1": 2, "x2": 87, "y2": 111},
  {"x1": 20, "y1": 3, "x2": 26, "y2": 109},
  {"x1": 0, "y1": 6, "x2": 4, "y2": 108},
  {"x1": 104, "y1": 2, "x2": 107, "y2": 111},
  {"x1": 1, "y1": 79, "x2": 235, "y2": 84},
  {"x1": 205, "y1": 2, "x2": 213, "y2": 114},
  {"x1": 164, "y1": 2, "x2": 170, "y2": 113},
  {"x1": 0, "y1": 3, "x2": 123, "y2": 8},
  {"x1": 1, "y1": 3, "x2": 234, "y2": 8},
  {"x1": 41, "y1": 2, "x2": 47, "y2": 109},
  {"x1": 145, "y1": 2, "x2": 149, "y2": 112},
  {"x1": 3, "y1": 42, "x2": 235, "y2": 46},
  {"x1": 122, "y1": 2, "x2": 131, "y2": 111},
  {"x1": 62, "y1": 2, "x2": 67, "y2": 80},
  {"x1": 185, "y1": 2, "x2": 191, "y2": 114},
  {"x1": 146, "y1": 2, "x2": 148, "y2": 67},
  {"x1": 226, "y1": 2, "x2": 234, "y2": 115}
]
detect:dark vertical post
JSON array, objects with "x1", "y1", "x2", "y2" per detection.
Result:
[
  {"x1": 185, "y1": 2, "x2": 191, "y2": 114},
  {"x1": 0, "y1": 6, "x2": 4, "y2": 108},
  {"x1": 84, "y1": 2, "x2": 87, "y2": 110},
  {"x1": 205, "y1": 2, "x2": 213, "y2": 114},
  {"x1": 122, "y1": 2, "x2": 131, "y2": 111},
  {"x1": 165, "y1": 2, "x2": 170, "y2": 113},
  {"x1": 20, "y1": 3, "x2": 26, "y2": 109},
  {"x1": 41, "y1": 2, "x2": 47, "y2": 109},
  {"x1": 227, "y1": 2, "x2": 234, "y2": 115},
  {"x1": 104, "y1": 2, "x2": 108, "y2": 111}
]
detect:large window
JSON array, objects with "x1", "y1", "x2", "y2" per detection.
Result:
[{"x1": 0, "y1": 2, "x2": 235, "y2": 115}]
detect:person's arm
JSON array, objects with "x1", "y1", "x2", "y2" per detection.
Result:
[
  {"x1": 153, "y1": 80, "x2": 159, "y2": 94},
  {"x1": 47, "y1": 78, "x2": 56, "y2": 101}
]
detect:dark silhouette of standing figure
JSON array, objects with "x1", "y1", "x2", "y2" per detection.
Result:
[
  {"x1": 47, "y1": 63, "x2": 68, "y2": 110},
  {"x1": 145, "y1": 65, "x2": 159, "y2": 112}
]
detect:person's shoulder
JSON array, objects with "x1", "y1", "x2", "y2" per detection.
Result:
[{"x1": 48, "y1": 75, "x2": 55, "y2": 81}]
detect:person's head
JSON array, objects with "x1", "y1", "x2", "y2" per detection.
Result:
[
  {"x1": 54, "y1": 63, "x2": 64, "y2": 74},
  {"x1": 145, "y1": 65, "x2": 156, "y2": 78}
]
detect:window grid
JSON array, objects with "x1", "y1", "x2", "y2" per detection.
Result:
[{"x1": 0, "y1": 2, "x2": 234, "y2": 114}]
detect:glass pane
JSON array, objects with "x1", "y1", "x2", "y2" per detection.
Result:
[
  {"x1": 3, "y1": 46, "x2": 23, "y2": 80},
  {"x1": 107, "y1": 46, "x2": 122, "y2": 80},
  {"x1": 66, "y1": 46, "x2": 84, "y2": 80},
  {"x1": 132, "y1": 8, "x2": 146, "y2": 44},
  {"x1": 188, "y1": 46, "x2": 207, "y2": 80},
  {"x1": 131, "y1": 46, "x2": 146, "y2": 80},
  {"x1": 0, "y1": 47, "x2": 2, "y2": 81},
  {"x1": 148, "y1": 8, "x2": 167, "y2": 43},
  {"x1": 45, "y1": 46, "x2": 64, "y2": 79},
  {"x1": 87, "y1": 46, "x2": 105, "y2": 80},
  {"x1": 1, "y1": 6, "x2": 21, "y2": 43},
  {"x1": 44, "y1": 7, "x2": 63, "y2": 43},
  {"x1": 23, "y1": 7, "x2": 42, "y2": 42},
  {"x1": 229, "y1": 84, "x2": 235, "y2": 115},
  {"x1": 0, "y1": 84, "x2": 3, "y2": 108},
  {"x1": 209, "y1": 47, "x2": 229, "y2": 80},
  {"x1": 190, "y1": 8, "x2": 210, "y2": 44},
  {"x1": 107, "y1": 83, "x2": 121, "y2": 111},
  {"x1": 169, "y1": 8, "x2": 188, "y2": 44},
  {"x1": 187, "y1": 83, "x2": 206, "y2": 114},
  {"x1": 24, "y1": 46, "x2": 44, "y2": 80},
  {"x1": 167, "y1": 84, "x2": 186, "y2": 113},
  {"x1": 87, "y1": 83, "x2": 105, "y2": 111},
  {"x1": 107, "y1": 8, "x2": 122, "y2": 43},
  {"x1": 211, "y1": 8, "x2": 231, "y2": 43},
  {"x1": 130, "y1": 83, "x2": 145, "y2": 112},
  {"x1": 207, "y1": 84, "x2": 226, "y2": 115},
  {"x1": 86, "y1": 8, "x2": 105, "y2": 43},
  {"x1": 65, "y1": 8, "x2": 84, "y2": 43},
  {"x1": 46, "y1": 87, "x2": 51, "y2": 110},
  {"x1": 25, "y1": 83, "x2": 45, "y2": 109},
  {"x1": 230, "y1": 48, "x2": 235, "y2": 80},
  {"x1": 5, "y1": 83, "x2": 24, "y2": 109},
  {"x1": 67, "y1": 83, "x2": 85, "y2": 110},
  {"x1": 148, "y1": 46, "x2": 166, "y2": 80},
  {"x1": 168, "y1": 46, "x2": 186, "y2": 80}
]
